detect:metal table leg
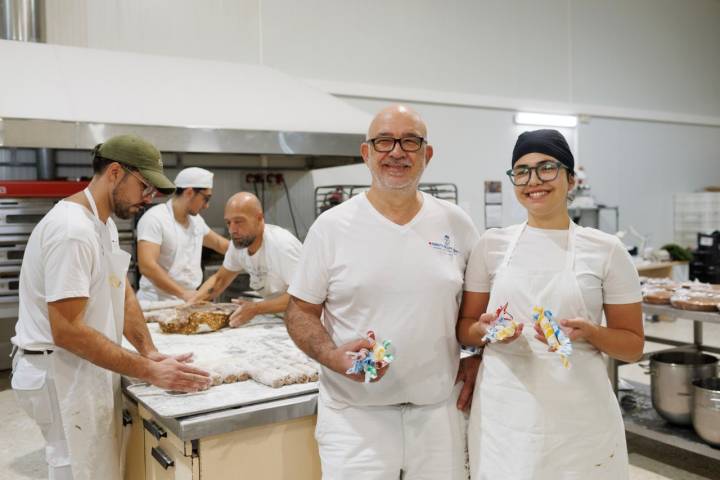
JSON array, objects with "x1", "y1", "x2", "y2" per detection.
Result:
[
  {"x1": 608, "y1": 356, "x2": 619, "y2": 395},
  {"x1": 694, "y1": 321, "x2": 703, "y2": 348}
]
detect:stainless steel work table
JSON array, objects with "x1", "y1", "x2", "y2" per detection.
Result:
[
  {"x1": 609, "y1": 304, "x2": 720, "y2": 466},
  {"x1": 119, "y1": 313, "x2": 323, "y2": 479},
  {"x1": 122, "y1": 376, "x2": 318, "y2": 441}
]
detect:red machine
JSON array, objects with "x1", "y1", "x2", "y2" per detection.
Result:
[{"x1": 0, "y1": 180, "x2": 90, "y2": 198}]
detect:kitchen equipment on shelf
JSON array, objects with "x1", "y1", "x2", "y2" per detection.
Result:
[
  {"x1": 690, "y1": 231, "x2": 720, "y2": 284},
  {"x1": 692, "y1": 377, "x2": 720, "y2": 447},
  {"x1": 649, "y1": 351, "x2": 718, "y2": 425}
]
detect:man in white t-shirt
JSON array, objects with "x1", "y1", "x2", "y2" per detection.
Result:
[
  {"x1": 11, "y1": 135, "x2": 211, "y2": 480},
  {"x1": 192, "y1": 192, "x2": 302, "y2": 326},
  {"x1": 285, "y1": 105, "x2": 481, "y2": 479},
  {"x1": 136, "y1": 167, "x2": 229, "y2": 303}
]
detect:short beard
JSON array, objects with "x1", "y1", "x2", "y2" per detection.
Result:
[
  {"x1": 372, "y1": 160, "x2": 425, "y2": 192},
  {"x1": 232, "y1": 235, "x2": 256, "y2": 249},
  {"x1": 111, "y1": 189, "x2": 136, "y2": 219},
  {"x1": 110, "y1": 173, "x2": 143, "y2": 220},
  {"x1": 373, "y1": 172, "x2": 423, "y2": 193}
]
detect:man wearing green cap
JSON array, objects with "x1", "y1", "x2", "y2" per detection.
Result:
[{"x1": 11, "y1": 134, "x2": 212, "y2": 480}]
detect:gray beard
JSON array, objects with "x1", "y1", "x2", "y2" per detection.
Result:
[{"x1": 232, "y1": 235, "x2": 255, "y2": 249}]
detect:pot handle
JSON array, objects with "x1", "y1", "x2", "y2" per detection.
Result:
[{"x1": 638, "y1": 363, "x2": 651, "y2": 375}]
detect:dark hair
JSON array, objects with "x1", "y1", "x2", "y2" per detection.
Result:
[
  {"x1": 174, "y1": 187, "x2": 205, "y2": 197},
  {"x1": 91, "y1": 144, "x2": 109, "y2": 174},
  {"x1": 92, "y1": 154, "x2": 116, "y2": 174}
]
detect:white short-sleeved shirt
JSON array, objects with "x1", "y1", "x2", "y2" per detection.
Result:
[
  {"x1": 289, "y1": 193, "x2": 480, "y2": 408},
  {"x1": 136, "y1": 200, "x2": 210, "y2": 301},
  {"x1": 13, "y1": 201, "x2": 118, "y2": 349},
  {"x1": 222, "y1": 224, "x2": 302, "y2": 298},
  {"x1": 464, "y1": 223, "x2": 642, "y2": 325}
]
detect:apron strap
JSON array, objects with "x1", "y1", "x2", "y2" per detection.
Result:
[
  {"x1": 499, "y1": 221, "x2": 526, "y2": 269},
  {"x1": 502, "y1": 219, "x2": 578, "y2": 270},
  {"x1": 565, "y1": 221, "x2": 578, "y2": 270},
  {"x1": 83, "y1": 188, "x2": 100, "y2": 219}
]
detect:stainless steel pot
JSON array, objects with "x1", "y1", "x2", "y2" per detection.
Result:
[
  {"x1": 692, "y1": 378, "x2": 720, "y2": 446},
  {"x1": 650, "y1": 351, "x2": 718, "y2": 425}
]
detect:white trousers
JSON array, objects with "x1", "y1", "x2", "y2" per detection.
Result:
[
  {"x1": 315, "y1": 384, "x2": 466, "y2": 480},
  {"x1": 12, "y1": 352, "x2": 73, "y2": 480}
]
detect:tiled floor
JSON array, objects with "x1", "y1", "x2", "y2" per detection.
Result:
[{"x1": 1, "y1": 315, "x2": 719, "y2": 479}]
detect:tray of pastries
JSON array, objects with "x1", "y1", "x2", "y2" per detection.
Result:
[
  {"x1": 157, "y1": 302, "x2": 238, "y2": 334},
  {"x1": 670, "y1": 290, "x2": 720, "y2": 312}
]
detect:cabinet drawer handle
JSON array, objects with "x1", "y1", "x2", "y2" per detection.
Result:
[
  {"x1": 122, "y1": 409, "x2": 133, "y2": 426},
  {"x1": 143, "y1": 418, "x2": 167, "y2": 440},
  {"x1": 151, "y1": 447, "x2": 175, "y2": 470}
]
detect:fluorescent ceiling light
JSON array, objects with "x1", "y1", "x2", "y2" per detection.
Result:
[{"x1": 514, "y1": 112, "x2": 578, "y2": 128}]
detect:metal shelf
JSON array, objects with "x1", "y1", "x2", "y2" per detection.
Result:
[
  {"x1": 642, "y1": 303, "x2": 720, "y2": 325},
  {"x1": 314, "y1": 182, "x2": 458, "y2": 218},
  {"x1": 609, "y1": 305, "x2": 720, "y2": 460},
  {"x1": 621, "y1": 381, "x2": 720, "y2": 461},
  {"x1": 608, "y1": 303, "x2": 720, "y2": 395},
  {"x1": 568, "y1": 205, "x2": 619, "y2": 233}
]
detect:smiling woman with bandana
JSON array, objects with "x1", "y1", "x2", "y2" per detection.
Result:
[{"x1": 457, "y1": 129, "x2": 644, "y2": 479}]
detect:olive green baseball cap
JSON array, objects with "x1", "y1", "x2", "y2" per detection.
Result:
[{"x1": 95, "y1": 134, "x2": 175, "y2": 194}]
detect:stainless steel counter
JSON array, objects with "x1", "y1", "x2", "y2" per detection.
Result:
[
  {"x1": 621, "y1": 380, "x2": 720, "y2": 461},
  {"x1": 122, "y1": 376, "x2": 318, "y2": 441}
]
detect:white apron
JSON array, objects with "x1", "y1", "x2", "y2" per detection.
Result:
[
  {"x1": 51, "y1": 189, "x2": 131, "y2": 480},
  {"x1": 468, "y1": 222, "x2": 628, "y2": 480},
  {"x1": 137, "y1": 199, "x2": 204, "y2": 301}
]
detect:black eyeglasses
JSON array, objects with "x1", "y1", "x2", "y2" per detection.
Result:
[
  {"x1": 366, "y1": 136, "x2": 426, "y2": 153},
  {"x1": 506, "y1": 160, "x2": 569, "y2": 186},
  {"x1": 195, "y1": 191, "x2": 212, "y2": 205}
]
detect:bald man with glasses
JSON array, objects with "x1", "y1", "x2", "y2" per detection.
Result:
[{"x1": 285, "y1": 105, "x2": 481, "y2": 479}]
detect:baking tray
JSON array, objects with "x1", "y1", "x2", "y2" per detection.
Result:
[{"x1": 122, "y1": 314, "x2": 319, "y2": 419}]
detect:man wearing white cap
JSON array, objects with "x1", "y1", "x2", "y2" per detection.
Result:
[{"x1": 137, "y1": 167, "x2": 229, "y2": 302}]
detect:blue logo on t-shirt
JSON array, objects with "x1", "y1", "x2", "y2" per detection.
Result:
[{"x1": 429, "y1": 234, "x2": 460, "y2": 256}]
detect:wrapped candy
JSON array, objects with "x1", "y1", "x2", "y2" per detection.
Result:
[
  {"x1": 482, "y1": 302, "x2": 520, "y2": 344},
  {"x1": 346, "y1": 331, "x2": 395, "y2": 383},
  {"x1": 532, "y1": 306, "x2": 572, "y2": 368}
]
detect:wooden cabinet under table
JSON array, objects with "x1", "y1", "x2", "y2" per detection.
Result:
[
  {"x1": 122, "y1": 391, "x2": 321, "y2": 480},
  {"x1": 124, "y1": 398, "x2": 146, "y2": 480}
]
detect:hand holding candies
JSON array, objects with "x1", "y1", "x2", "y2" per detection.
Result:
[
  {"x1": 481, "y1": 302, "x2": 521, "y2": 344},
  {"x1": 532, "y1": 306, "x2": 573, "y2": 368},
  {"x1": 345, "y1": 330, "x2": 395, "y2": 383}
]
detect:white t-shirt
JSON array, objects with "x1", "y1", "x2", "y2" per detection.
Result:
[
  {"x1": 223, "y1": 224, "x2": 302, "y2": 298},
  {"x1": 136, "y1": 200, "x2": 210, "y2": 301},
  {"x1": 289, "y1": 193, "x2": 479, "y2": 408},
  {"x1": 464, "y1": 223, "x2": 642, "y2": 325},
  {"x1": 13, "y1": 201, "x2": 119, "y2": 349}
]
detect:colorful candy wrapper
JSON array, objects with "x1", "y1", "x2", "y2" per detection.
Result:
[
  {"x1": 345, "y1": 330, "x2": 395, "y2": 383},
  {"x1": 532, "y1": 306, "x2": 572, "y2": 368},
  {"x1": 481, "y1": 302, "x2": 520, "y2": 343}
]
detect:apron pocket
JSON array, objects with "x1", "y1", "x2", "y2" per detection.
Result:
[{"x1": 11, "y1": 357, "x2": 54, "y2": 425}]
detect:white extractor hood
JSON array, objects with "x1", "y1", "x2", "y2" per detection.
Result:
[{"x1": 0, "y1": 40, "x2": 371, "y2": 157}]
